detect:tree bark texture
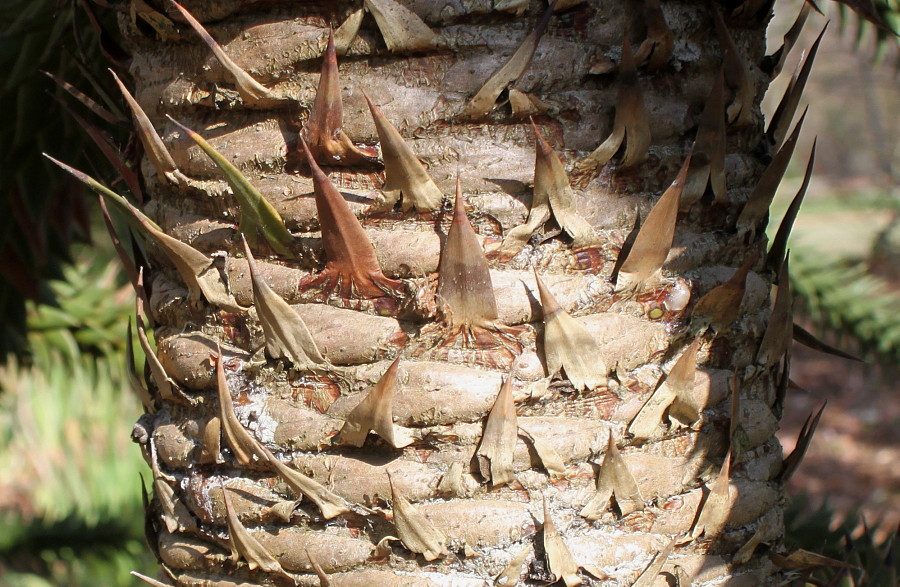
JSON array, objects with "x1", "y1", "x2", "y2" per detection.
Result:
[{"x1": 122, "y1": 0, "x2": 787, "y2": 584}]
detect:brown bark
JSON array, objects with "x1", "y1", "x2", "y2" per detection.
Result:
[{"x1": 120, "y1": 1, "x2": 789, "y2": 584}]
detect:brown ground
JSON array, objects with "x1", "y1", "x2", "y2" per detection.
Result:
[{"x1": 778, "y1": 343, "x2": 900, "y2": 541}]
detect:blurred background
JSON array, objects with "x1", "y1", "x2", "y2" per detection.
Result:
[{"x1": 0, "y1": 0, "x2": 896, "y2": 585}]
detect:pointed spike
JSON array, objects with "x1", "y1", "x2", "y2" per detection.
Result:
[
  {"x1": 299, "y1": 139, "x2": 403, "y2": 299},
  {"x1": 437, "y1": 179, "x2": 499, "y2": 326},
  {"x1": 713, "y1": 7, "x2": 755, "y2": 127},
  {"x1": 632, "y1": 539, "x2": 676, "y2": 587},
  {"x1": 364, "y1": 0, "x2": 443, "y2": 53},
  {"x1": 243, "y1": 238, "x2": 327, "y2": 369},
  {"x1": 334, "y1": 9, "x2": 364, "y2": 55},
  {"x1": 683, "y1": 70, "x2": 727, "y2": 209},
  {"x1": 737, "y1": 108, "x2": 808, "y2": 233},
  {"x1": 494, "y1": 545, "x2": 532, "y2": 586},
  {"x1": 168, "y1": 116, "x2": 294, "y2": 257},
  {"x1": 462, "y1": 3, "x2": 553, "y2": 118},
  {"x1": 475, "y1": 377, "x2": 518, "y2": 486},
  {"x1": 691, "y1": 448, "x2": 733, "y2": 539},
  {"x1": 767, "y1": 140, "x2": 816, "y2": 274},
  {"x1": 532, "y1": 121, "x2": 597, "y2": 246},
  {"x1": 98, "y1": 195, "x2": 140, "y2": 294},
  {"x1": 518, "y1": 424, "x2": 566, "y2": 480},
  {"x1": 263, "y1": 446, "x2": 350, "y2": 519},
  {"x1": 130, "y1": 572, "x2": 173, "y2": 587},
  {"x1": 170, "y1": 1, "x2": 271, "y2": 103},
  {"x1": 792, "y1": 322, "x2": 864, "y2": 361},
  {"x1": 768, "y1": 25, "x2": 827, "y2": 149},
  {"x1": 633, "y1": 0, "x2": 674, "y2": 71},
  {"x1": 126, "y1": 320, "x2": 154, "y2": 413},
  {"x1": 389, "y1": 473, "x2": 449, "y2": 560},
  {"x1": 109, "y1": 69, "x2": 185, "y2": 185},
  {"x1": 618, "y1": 35, "x2": 651, "y2": 168},
  {"x1": 666, "y1": 339, "x2": 704, "y2": 427},
  {"x1": 339, "y1": 358, "x2": 413, "y2": 448},
  {"x1": 302, "y1": 30, "x2": 378, "y2": 167},
  {"x1": 629, "y1": 337, "x2": 699, "y2": 441},
  {"x1": 135, "y1": 271, "x2": 175, "y2": 403},
  {"x1": 542, "y1": 497, "x2": 582, "y2": 586},
  {"x1": 768, "y1": 3, "x2": 812, "y2": 76},
  {"x1": 42, "y1": 70, "x2": 123, "y2": 125},
  {"x1": 222, "y1": 486, "x2": 289, "y2": 575},
  {"x1": 757, "y1": 255, "x2": 793, "y2": 367},
  {"x1": 363, "y1": 90, "x2": 443, "y2": 211},
  {"x1": 690, "y1": 252, "x2": 757, "y2": 334},
  {"x1": 581, "y1": 431, "x2": 642, "y2": 519},
  {"x1": 618, "y1": 152, "x2": 691, "y2": 289},
  {"x1": 215, "y1": 349, "x2": 266, "y2": 465},
  {"x1": 306, "y1": 549, "x2": 332, "y2": 586},
  {"x1": 534, "y1": 269, "x2": 607, "y2": 390},
  {"x1": 780, "y1": 402, "x2": 826, "y2": 483}
]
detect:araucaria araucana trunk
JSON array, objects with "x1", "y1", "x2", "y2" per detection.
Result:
[{"x1": 70, "y1": 0, "x2": 813, "y2": 584}]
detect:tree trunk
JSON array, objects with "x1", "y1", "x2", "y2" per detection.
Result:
[{"x1": 121, "y1": 0, "x2": 788, "y2": 584}]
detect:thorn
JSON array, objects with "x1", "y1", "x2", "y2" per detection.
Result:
[
  {"x1": 109, "y1": 69, "x2": 186, "y2": 185},
  {"x1": 580, "y1": 430, "x2": 642, "y2": 519},
  {"x1": 363, "y1": 90, "x2": 443, "y2": 211},
  {"x1": 168, "y1": 115, "x2": 295, "y2": 257},
  {"x1": 792, "y1": 323, "x2": 863, "y2": 362},
  {"x1": 575, "y1": 35, "x2": 650, "y2": 177},
  {"x1": 135, "y1": 271, "x2": 175, "y2": 404},
  {"x1": 767, "y1": 3, "x2": 812, "y2": 76},
  {"x1": 690, "y1": 252, "x2": 757, "y2": 334},
  {"x1": 713, "y1": 6, "x2": 755, "y2": 127},
  {"x1": 737, "y1": 108, "x2": 808, "y2": 234},
  {"x1": 617, "y1": 151, "x2": 691, "y2": 289},
  {"x1": 334, "y1": 9, "x2": 364, "y2": 55},
  {"x1": 534, "y1": 269, "x2": 607, "y2": 390},
  {"x1": 130, "y1": 572, "x2": 172, "y2": 587},
  {"x1": 543, "y1": 497, "x2": 582, "y2": 586},
  {"x1": 494, "y1": 545, "x2": 532, "y2": 586},
  {"x1": 338, "y1": 358, "x2": 413, "y2": 448},
  {"x1": 215, "y1": 348, "x2": 266, "y2": 465},
  {"x1": 518, "y1": 424, "x2": 566, "y2": 480},
  {"x1": 243, "y1": 236, "x2": 328, "y2": 370},
  {"x1": 629, "y1": 337, "x2": 698, "y2": 441},
  {"x1": 222, "y1": 486, "x2": 289, "y2": 575},
  {"x1": 666, "y1": 339, "x2": 704, "y2": 428},
  {"x1": 306, "y1": 549, "x2": 332, "y2": 586},
  {"x1": 767, "y1": 25, "x2": 827, "y2": 149},
  {"x1": 42, "y1": 70, "x2": 123, "y2": 125},
  {"x1": 631, "y1": 539, "x2": 676, "y2": 587},
  {"x1": 436, "y1": 178, "x2": 499, "y2": 327},
  {"x1": 462, "y1": 2, "x2": 553, "y2": 118},
  {"x1": 756, "y1": 255, "x2": 793, "y2": 368},
  {"x1": 767, "y1": 140, "x2": 816, "y2": 275},
  {"x1": 299, "y1": 138, "x2": 404, "y2": 299},
  {"x1": 691, "y1": 448, "x2": 733, "y2": 539},
  {"x1": 302, "y1": 30, "x2": 378, "y2": 167},
  {"x1": 389, "y1": 473, "x2": 449, "y2": 560},
  {"x1": 779, "y1": 402, "x2": 826, "y2": 483},
  {"x1": 364, "y1": 0, "x2": 443, "y2": 54},
  {"x1": 169, "y1": 1, "x2": 272, "y2": 103},
  {"x1": 633, "y1": 0, "x2": 674, "y2": 71},
  {"x1": 475, "y1": 376, "x2": 518, "y2": 486},
  {"x1": 683, "y1": 71, "x2": 726, "y2": 210}
]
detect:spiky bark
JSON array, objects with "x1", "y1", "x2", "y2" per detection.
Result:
[{"x1": 113, "y1": 1, "x2": 800, "y2": 584}]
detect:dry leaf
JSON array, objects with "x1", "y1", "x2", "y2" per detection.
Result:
[
  {"x1": 518, "y1": 425, "x2": 566, "y2": 480},
  {"x1": 475, "y1": 377, "x2": 518, "y2": 486},
  {"x1": 302, "y1": 30, "x2": 378, "y2": 167},
  {"x1": 222, "y1": 486, "x2": 288, "y2": 575},
  {"x1": 215, "y1": 349, "x2": 266, "y2": 465},
  {"x1": 542, "y1": 499, "x2": 582, "y2": 586},
  {"x1": 682, "y1": 71, "x2": 726, "y2": 209},
  {"x1": 691, "y1": 449, "x2": 732, "y2": 539},
  {"x1": 581, "y1": 431, "x2": 643, "y2": 519},
  {"x1": 339, "y1": 358, "x2": 414, "y2": 448},
  {"x1": 634, "y1": 0, "x2": 674, "y2": 70},
  {"x1": 766, "y1": 141, "x2": 815, "y2": 275},
  {"x1": 334, "y1": 9, "x2": 364, "y2": 55},
  {"x1": 299, "y1": 139, "x2": 404, "y2": 298},
  {"x1": 666, "y1": 339, "x2": 704, "y2": 428},
  {"x1": 364, "y1": 0, "x2": 442, "y2": 53},
  {"x1": 533, "y1": 270, "x2": 606, "y2": 391},
  {"x1": 243, "y1": 237, "x2": 327, "y2": 370},
  {"x1": 736, "y1": 109, "x2": 807, "y2": 234},
  {"x1": 364, "y1": 90, "x2": 443, "y2": 211},
  {"x1": 629, "y1": 339, "x2": 699, "y2": 441},
  {"x1": 508, "y1": 89, "x2": 548, "y2": 119},
  {"x1": 767, "y1": 26, "x2": 826, "y2": 150},
  {"x1": 690, "y1": 253, "x2": 756, "y2": 334},
  {"x1": 631, "y1": 539, "x2": 675, "y2": 587},
  {"x1": 462, "y1": 4, "x2": 552, "y2": 118},
  {"x1": 389, "y1": 474, "x2": 448, "y2": 560},
  {"x1": 437, "y1": 179, "x2": 499, "y2": 327},
  {"x1": 713, "y1": 7, "x2": 754, "y2": 127},
  {"x1": 617, "y1": 152, "x2": 691, "y2": 290},
  {"x1": 266, "y1": 500, "x2": 299, "y2": 523},
  {"x1": 494, "y1": 545, "x2": 531, "y2": 586},
  {"x1": 170, "y1": 1, "x2": 272, "y2": 103},
  {"x1": 109, "y1": 69, "x2": 186, "y2": 185}
]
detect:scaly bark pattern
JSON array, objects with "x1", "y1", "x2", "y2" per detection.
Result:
[{"x1": 118, "y1": 1, "x2": 793, "y2": 584}]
